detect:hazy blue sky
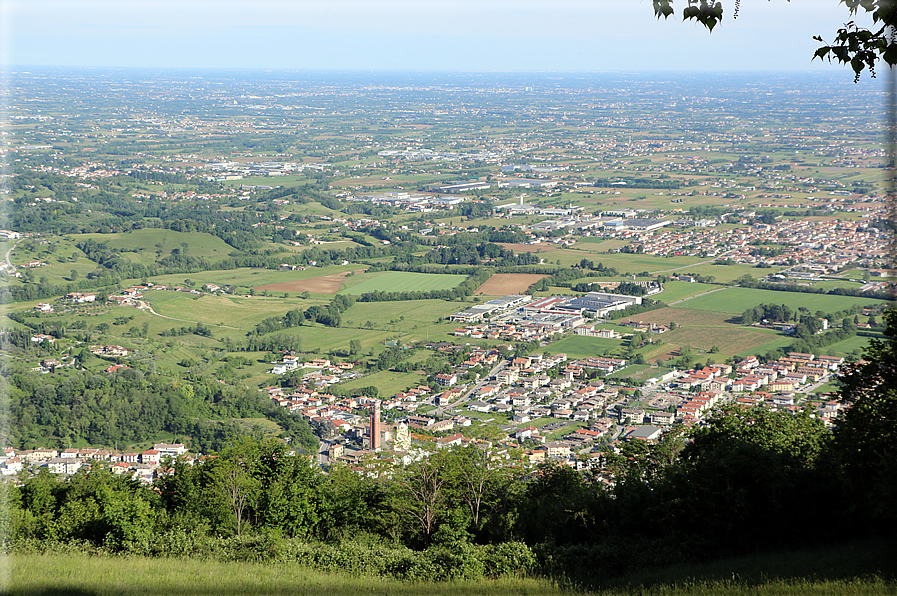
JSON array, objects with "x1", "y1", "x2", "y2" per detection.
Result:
[{"x1": 1, "y1": 0, "x2": 871, "y2": 74}]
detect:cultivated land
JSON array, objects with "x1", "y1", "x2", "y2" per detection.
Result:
[
  {"x1": 675, "y1": 287, "x2": 891, "y2": 314},
  {"x1": 340, "y1": 271, "x2": 467, "y2": 295},
  {"x1": 256, "y1": 269, "x2": 365, "y2": 294},
  {"x1": 475, "y1": 273, "x2": 547, "y2": 296}
]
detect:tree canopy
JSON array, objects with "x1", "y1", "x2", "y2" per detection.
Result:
[{"x1": 652, "y1": 0, "x2": 897, "y2": 79}]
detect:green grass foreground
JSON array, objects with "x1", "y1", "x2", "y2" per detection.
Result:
[
  {"x1": 5, "y1": 542, "x2": 896, "y2": 596},
  {"x1": 4, "y1": 554, "x2": 568, "y2": 596}
]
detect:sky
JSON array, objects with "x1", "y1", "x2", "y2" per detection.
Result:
[{"x1": 0, "y1": 0, "x2": 876, "y2": 74}]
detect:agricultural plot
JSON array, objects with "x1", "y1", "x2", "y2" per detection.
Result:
[
  {"x1": 681, "y1": 263, "x2": 786, "y2": 284},
  {"x1": 344, "y1": 299, "x2": 460, "y2": 331},
  {"x1": 673, "y1": 287, "x2": 889, "y2": 315},
  {"x1": 656, "y1": 281, "x2": 719, "y2": 303},
  {"x1": 149, "y1": 293, "x2": 330, "y2": 331},
  {"x1": 549, "y1": 250, "x2": 706, "y2": 273},
  {"x1": 662, "y1": 325, "x2": 789, "y2": 358},
  {"x1": 543, "y1": 334, "x2": 625, "y2": 359},
  {"x1": 475, "y1": 274, "x2": 546, "y2": 296},
  {"x1": 340, "y1": 272, "x2": 467, "y2": 295},
  {"x1": 147, "y1": 264, "x2": 361, "y2": 290},
  {"x1": 256, "y1": 269, "x2": 365, "y2": 295},
  {"x1": 333, "y1": 369, "x2": 428, "y2": 398}
]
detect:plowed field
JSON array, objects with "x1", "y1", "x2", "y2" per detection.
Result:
[
  {"x1": 256, "y1": 270, "x2": 361, "y2": 294},
  {"x1": 476, "y1": 273, "x2": 547, "y2": 295}
]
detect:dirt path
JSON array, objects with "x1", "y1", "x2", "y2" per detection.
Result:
[
  {"x1": 649, "y1": 256, "x2": 721, "y2": 275},
  {"x1": 667, "y1": 286, "x2": 730, "y2": 306}
]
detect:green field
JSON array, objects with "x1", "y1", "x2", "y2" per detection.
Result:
[
  {"x1": 2, "y1": 553, "x2": 563, "y2": 596},
  {"x1": 75, "y1": 229, "x2": 235, "y2": 265},
  {"x1": 656, "y1": 281, "x2": 719, "y2": 303},
  {"x1": 543, "y1": 334, "x2": 625, "y2": 359},
  {"x1": 673, "y1": 287, "x2": 890, "y2": 314},
  {"x1": 340, "y1": 271, "x2": 467, "y2": 295},
  {"x1": 333, "y1": 369, "x2": 429, "y2": 397},
  {"x1": 146, "y1": 264, "x2": 362, "y2": 290}
]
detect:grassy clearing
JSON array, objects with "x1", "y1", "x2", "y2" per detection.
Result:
[
  {"x1": 544, "y1": 334, "x2": 625, "y2": 359},
  {"x1": 150, "y1": 293, "x2": 330, "y2": 330},
  {"x1": 333, "y1": 369, "x2": 429, "y2": 397},
  {"x1": 74, "y1": 229, "x2": 235, "y2": 265},
  {"x1": 147, "y1": 264, "x2": 361, "y2": 289},
  {"x1": 344, "y1": 299, "x2": 461, "y2": 332},
  {"x1": 818, "y1": 333, "x2": 877, "y2": 358},
  {"x1": 673, "y1": 287, "x2": 889, "y2": 314},
  {"x1": 657, "y1": 281, "x2": 719, "y2": 303},
  {"x1": 340, "y1": 272, "x2": 467, "y2": 295},
  {"x1": 546, "y1": 251, "x2": 705, "y2": 272},
  {"x1": 684, "y1": 263, "x2": 786, "y2": 284}
]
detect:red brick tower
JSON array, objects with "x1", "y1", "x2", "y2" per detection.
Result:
[{"x1": 371, "y1": 401, "x2": 382, "y2": 451}]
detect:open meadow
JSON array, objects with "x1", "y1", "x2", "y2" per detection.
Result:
[
  {"x1": 674, "y1": 287, "x2": 890, "y2": 314},
  {"x1": 6, "y1": 539, "x2": 894, "y2": 596},
  {"x1": 340, "y1": 271, "x2": 467, "y2": 295},
  {"x1": 74, "y1": 229, "x2": 235, "y2": 265}
]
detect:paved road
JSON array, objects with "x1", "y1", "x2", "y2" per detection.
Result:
[{"x1": 4, "y1": 239, "x2": 22, "y2": 275}]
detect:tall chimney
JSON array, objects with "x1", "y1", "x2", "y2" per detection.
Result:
[{"x1": 371, "y1": 401, "x2": 382, "y2": 451}]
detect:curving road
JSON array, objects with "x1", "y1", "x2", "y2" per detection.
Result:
[{"x1": 4, "y1": 239, "x2": 23, "y2": 275}]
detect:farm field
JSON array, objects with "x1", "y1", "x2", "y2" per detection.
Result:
[
  {"x1": 543, "y1": 334, "x2": 625, "y2": 359},
  {"x1": 340, "y1": 271, "x2": 467, "y2": 295},
  {"x1": 333, "y1": 369, "x2": 429, "y2": 397},
  {"x1": 661, "y1": 325, "x2": 789, "y2": 358},
  {"x1": 344, "y1": 299, "x2": 461, "y2": 331},
  {"x1": 673, "y1": 287, "x2": 890, "y2": 314},
  {"x1": 656, "y1": 281, "x2": 719, "y2": 303},
  {"x1": 149, "y1": 293, "x2": 329, "y2": 331},
  {"x1": 475, "y1": 273, "x2": 546, "y2": 296},
  {"x1": 682, "y1": 263, "x2": 786, "y2": 284},
  {"x1": 548, "y1": 250, "x2": 707, "y2": 273},
  {"x1": 146, "y1": 264, "x2": 361, "y2": 290},
  {"x1": 256, "y1": 269, "x2": 365, "y2": 295}
]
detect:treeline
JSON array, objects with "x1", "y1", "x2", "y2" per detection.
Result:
[
  {"x1": 605, "y1": 298, "x2": 666, "y2": 320},
  {"x1": 159, "y1": 323, "x2": 213, "y2": 338},
  {"x1": 249, "y1": 296, "x2": 355, "y2": 335},
  {"x1": 591, "y1": 177, "x2": 683, "y2": 189}
]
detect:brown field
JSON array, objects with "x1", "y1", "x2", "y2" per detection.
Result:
[
  {"x1": 498, "y1": 242, "x2": 561, "y2": 253},
  {"x1": 256, "y1": 270, "x2": 362, "y2": 295},
  {"x1": 476, "y1": 273, "x2": 547, "y2": 295}
]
